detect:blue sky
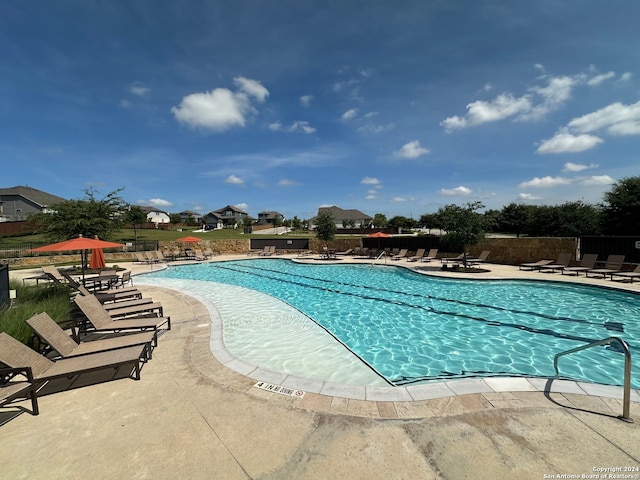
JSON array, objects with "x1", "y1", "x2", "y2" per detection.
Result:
[{"x1": 2, "y1": 1, "x2": 639, "y2": 221}]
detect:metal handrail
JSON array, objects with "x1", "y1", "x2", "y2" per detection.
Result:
[
  {"x1": 372, "y1": 250, "x2": 387, "y2": 265},
  {"x1": 553, "y1": 336, "x2": 633, "y2": 422}
]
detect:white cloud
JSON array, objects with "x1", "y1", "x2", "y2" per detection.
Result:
[
  {"x1": 518, "y1": 193, "x2": 541, "y2": 200},
  {"x1": 361, "y1": 177, "x2": 380, "y2": 185},
  {"x1": 467, "y1": 93, "x2": 532, "y2": 125},
  {"x1": 392, "y1": 197, "x2": 411, "y2": 202},
  {"x1": 441, "y1": 115, "x2": 467, "y2": 132},
  {"x1": 225, "y1": 174, "x2": 245, "y2": 185},
  {"x1": 278, "y1": 179, "x2": 299, "y2": 186},
  {"x1": 536, "y1": 101, "x2": 640, "y2": 154},
  {"x1": 518, "y1": 176, "x2": 572, "y2": 188},
  {"x1": 234, "y1": 202, "x2": 248, "y2": 211},
  {"x1": 567, "y1": 101, "x2": 640, "y2": 136},
  {"x1": 140, "y1": 198, "x2": 172, "y2": 207},
  {"x1": 341, "y1": 108, "x2": 358, "y2": 120},
  {"x1": 365, "y1": 194, "x2": 377, "y2": 200},
  {"x1": 562, "y1": 162, "x2": 598, "y2": 172},
  {"x1": 171, "y1": 77, "x2": 268, "y2": 132},
  {"x1": 233, "y1": 77, "x2": 269, "y2": 102},
  {"x1": 441, "y1": 71, "x2": 591, "y2": 131},
  {"x1": 131, "y1": 84, "x2": 150, "y2": 96},
  {"x1": 619, "y1": 72, "x2": 632, "y2": 82},
  {"x1": 288, "y1": 121, "x2": 316, "y2": 134},
  {"x1": 580, "y1": 175, "x2": 615, "y2": 186},
  {"x1": 524, "y1": 75, "x2": 581, "y2": 121},
  {"x1": 300, "y1": 95, "x2": 313, "y2": 107},
  {"x1": 357, "y1": 122, "x2": 395, "y2": 134},
  {"x1": 395, "y1": 140, "x2": 430, "y2": 159},
  {"x1": 119, "y1": 99, "x2": 131, "y2": 109},
  {"x1": 270, "y1": 121, "x2": 316, "y2": 133},
  {"x1": 537, "y1": 132, "x2": 604, "y2": 153},
  {"x1": 439, "y1": 185, "x2": 472, "y2": 196},
  {"x1": 587, "y1": 71, "x2": 615, "y2": 86}
]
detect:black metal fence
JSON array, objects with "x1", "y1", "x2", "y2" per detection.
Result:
[
  {"x1": 0, "y1": 265, "x2": 9, "y2": 308},
  {"x1": 250, "y1": 238, "x2": 309, "y2": 251},
  {"x1": 361, "y1": 236, "x2": 441, "y2": 252},
  {"x1": 580, "y1": 236, "x2": 640, "y2": 264},
  {"x1": 0, "y1": 240, "x2": 159, "y2": 260}
]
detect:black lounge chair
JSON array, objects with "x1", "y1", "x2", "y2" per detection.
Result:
[
  {"x1": 562, "y1": 253, "x2": 598, "y2": 276},
  {"x1": 1, "y1": 367, "x2": 39, "y2": 416},
  {"x1": 609, "y1": 263, "x2": 640, "y2": 283},
  {"x1": 519, "y1": 259, "x2": 554, "y2": 271},
  {"x1": 0, "y1": 332, "x2": 148, "y2": 387},
  {"x1": 585, "y1": 255, "x2": 625, "y2": 279},
  {"x1": 538, "y1": 252, "x2": 572, "y2": 273},
  {"x1": 27, "y1": 312, "x2": 156, "y2": 360}
]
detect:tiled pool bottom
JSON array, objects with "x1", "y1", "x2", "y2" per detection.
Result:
[{"x1": 135, "y1": 277, "x2": 640, "y2": 403}]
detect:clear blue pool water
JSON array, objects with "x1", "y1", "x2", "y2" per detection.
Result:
[{"x1": 144, "y1": 259, "x2": 640, "y2": 389}]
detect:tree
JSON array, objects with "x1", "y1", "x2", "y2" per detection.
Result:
[
  {"x1": 291, "y1": 216, "x2": 303, "y2": 230},
  {"x1": 272, "y1": 215, "x2": 283, "y2": 233},
  {"x1": 498, "y1": 203, "x2": 531, "y2": 237},
  {"x1": 32, "y1": 187, "x2": 127, "y2": 241},
  {"x1": 314, "y1": 211, "x2": 337, "y2": 246},
  {"x1": 124, "y1": 206, "x2": 148, "y2": 245},
  {"x1": 601, "y1": 176, "x2": 640, "y2": 235},
  {"x1": 419, "y1": 213, "x2": 442, "y2": 234},
  {"x1": 556, "y1": 201, "x2": 601, "y2": 236},
  {"x1": 169, "y1": 213, "x2": 182, "y2": 225},
  {"x1": 388, "y1": 215, "x2": 417, "y2": 232},
  {"x1": 437, "y1": 201, "x2": 488, "y2": 267},
  {"x1": 372, "y1": 213, "x2": 387, "y2": 228}
]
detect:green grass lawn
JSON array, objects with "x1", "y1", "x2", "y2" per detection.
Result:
[{"x1": 1, "y1": 228, "x2": 316, "y2": 244}]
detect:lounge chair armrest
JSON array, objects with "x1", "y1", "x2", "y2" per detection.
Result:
[{"x1": 1, "y1": 366, "x2": 35, "y2": 384}]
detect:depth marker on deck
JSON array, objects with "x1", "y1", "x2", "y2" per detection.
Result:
[{"x1": 255, "y1": 382, "x2": 305, "y2": 398}]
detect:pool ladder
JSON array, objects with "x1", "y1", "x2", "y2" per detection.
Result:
[
  {"x1": 553, "y1": 336, "x2": 633, "y2": 422},
  {"x1": 372, "y1": 250, "x2": 387, "y2": 266}
]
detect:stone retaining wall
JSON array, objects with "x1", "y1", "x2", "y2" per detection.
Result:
[{"x1": 6, "y1": 237, "x2": 580, "y2": 267}]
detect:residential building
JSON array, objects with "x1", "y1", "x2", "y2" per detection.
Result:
[
  {"x1": 0, "y1": 185, "x2": 66, "y2": 222},
  {"x1": 177, "y1": 210, "x2": 203, "y2": 224},
  {"x1": 138, "y1": 206, "x2": 170, "y2": 225},
  {"x1": 256, "y1": 210, "x2": 285, "y2": 225},
  {"x1": 309, "y1": 206, "x2": 373, "y2": 229},
  {"x1": 204, "y1": 205, "x2": 251, "y2": 228}
]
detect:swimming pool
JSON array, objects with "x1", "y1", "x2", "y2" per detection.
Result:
[{"x1": 140, "y1": 259, "x2": 640, "y2": 389}]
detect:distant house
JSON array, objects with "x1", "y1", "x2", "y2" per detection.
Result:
[
  {"x1": 177, "y1": 210, "x2": 203, "y2": 224},
  {"x1": 205, "y1": 205, "x2": 251, "y2": 228},
  {"x1": 309, "y1": 206, "x2": 373, "y2": 229},
  {"x1": 202, "y1": 211, "x2": 224, "y2": 230},
  {"x1": 257, "y1": 210, "x2": 285, "y2": 225},
  {"x1": 138, "y1": 206, "x2": 170, "y2": 225},
  {"x1": 0, "y1": 185, "x2": 66, "y2": 222}
]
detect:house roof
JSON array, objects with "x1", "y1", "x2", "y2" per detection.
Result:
[
  {"x1": 258, "y1": 210, "x2": 283, "y2": 216},
  {"x1": 0, "y1": 185, "x2": 66, "y2": 207},
  {"x1": 178, "y1": 210, "x2": 202, "y2": 216},
  {"x1": 138, "y1": 205, "x2": 169, "y2": 215},
  {"x1": 312, "y1": 206, "x2": 372, "y2": 222},
  {"x1": 213, "y1": 205, "x2": 248, "y2": 214}
]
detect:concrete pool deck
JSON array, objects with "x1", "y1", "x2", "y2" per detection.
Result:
[{"x1": 3, "y1": 256, "x2": 640, "y2": 478}]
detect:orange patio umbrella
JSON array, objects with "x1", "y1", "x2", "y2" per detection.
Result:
[
  {"x1": 89, "y1": 246, "x2": 106, "y2": 270},
  {"x1": 177, "y1": 236, "x2": 202, "y2": 243},
  {"x1": 368, "y1": 231, "x2": 391, "y2": 250},
  {"x1": 31, "y1": 235, "x2": 124, "y2": 283}
]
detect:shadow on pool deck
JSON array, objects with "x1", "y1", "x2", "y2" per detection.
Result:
[{"x1": 4, "y1": 257, "x2": 640, "y2": 479}]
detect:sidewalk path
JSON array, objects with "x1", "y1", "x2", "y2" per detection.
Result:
[{"x1": 3, "y1": 257, "x2": 639, "y2": 479}]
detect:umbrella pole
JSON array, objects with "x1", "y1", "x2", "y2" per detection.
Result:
[{"x1": 82, "y1": 250, "x2": 87, "y2": 285}]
